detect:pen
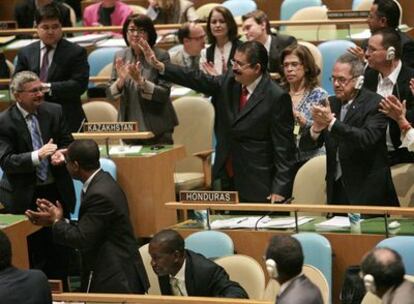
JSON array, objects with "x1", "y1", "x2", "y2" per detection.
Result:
[{"x1": 237, "y1": 217, "x2": 248, "y2": 224}]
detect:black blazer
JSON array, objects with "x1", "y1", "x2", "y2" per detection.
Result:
[
  {"x1": 277, "y1": 275, "x2": 323, "y2": 304},
  {"x1": 205, "y1": 39, "x2": 242, "y2": 70},
  {"x1": 52, "y1": 170, "x2": 149, "y2": 294},
  {"x1": 158, "y1": 250, "x2": 248, "y2": 298},
  {"x1": 268, "y1": 33, "x2": 297, "y2": 75},
  {"x1": 163, "y1": 63, "x2": 296, "y2": 201},
  {"x1": 300, "y1": 88, "x2": 399, "y2": 206},
  {"x1": 0, "y1": 102, "x2": 75, "y2": 214},
  {"x1": 15, "y1": 39, "x2": 89, "y2": 132}
]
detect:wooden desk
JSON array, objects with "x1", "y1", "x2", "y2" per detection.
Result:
[{"x1": 1, "y1": 215, "x2": 41, "y2": 269}]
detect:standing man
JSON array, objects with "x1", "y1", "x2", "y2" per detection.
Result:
[
  {"x1": 26, "y1": 139, "x2": 149, "y2": 293},
  {"x1": 15, "y1": 3, "x2": 89, "y2": 132},
  {"x1": 364, "y1": 28, "x2": 414, "y2": 165},
  {"x1": 140, "y1": 39, "x2": 296, "y2": 203},
  {"x1": 169, "y1": 22, "x2": 205, "y2": 69},
  {"x1": 242, "y1": 10, "x2": 296, "y2": 77},
  {"x1": 300, "y1": 53, "x2": 399, "y2": 206},
  {"x1": 0, "y1": 71, "x2": 75, "y2": 286}
]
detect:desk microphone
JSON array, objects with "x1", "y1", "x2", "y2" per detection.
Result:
[
  {"x1": 254, "y1": 197, "x2": 294, "y2": 230},
  {"x1": 86, "y1": 271, "x2": 93, "y2": 293},
  {"x1": 76, "y1": 118, "x2": 86, "y2": 133}
]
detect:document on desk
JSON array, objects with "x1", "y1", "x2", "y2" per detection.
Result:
[
  {"x1": 6, "y1": 39, "x2": 38, "y2": 49},
  {"x1": 109, "y1": 145, "x2": 142, "y2": 155},
  {"x1": 211, "y1": 216, "x2": 313, "y2": 229},
  {"x1": 96, "y1": 38, "x2": 127, "y2": 48},
  {"x1": 315, "y1": 216, "x2": 364, "y2": 231}
]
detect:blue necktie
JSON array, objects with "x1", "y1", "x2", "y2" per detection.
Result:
[{"x1": 28, "y1": 114, "x2": 48, "y2": 181}]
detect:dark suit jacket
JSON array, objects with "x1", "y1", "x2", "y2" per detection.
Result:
[
  {"x1": 158, "y1": 250, "x2": 248, "y2": 298},
  {"x1": 277, "y1": 274, "x2": 323, "y2": 304},
  {"x1": 0, "y1": 267, "x2": 52, "y2": 304},
  {"x1": 15, "y1": 38, "x2": 89, "y2": 132},
  {"x1": 205, "y1": 39, "x2": 242, "y2": 70},
  {"x1": 383, "y1": 279, "x2": 414, "y2": 304},
  {"x1": 364, "y1": 64, "x2": 414, "y2": 163},
  {"x1": 163, "y1": 63, "x2": 296, "y2": 201},
  {"x1": 52, "y1": 170, "x2": 149, "y2": 293},
  {"x1": 268, "y1": 33, "x2": 297, "y2": 75},
  {"x1": 300, "y1": 88, "x2": 399, "y2": 206},
  {"x1": 0, "y1": 102, "x2": 75, "y2": 214}
]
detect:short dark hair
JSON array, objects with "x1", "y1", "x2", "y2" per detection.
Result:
[
  {"x1": 242, "y1": 10, "x2": 271, "y2": 34},
  {"x1": 67, "y1": 139, "x2": 100, "y2": 171},
  {"x1": 373, "y1": 0, "x2": 400, "y2": 29},
  {"x1": 35, "y1": 3, "x2": 63, "y2": 25},
  {"x1": 372, "y1": 27, "x2": 402, "y2": 59},
  {"x1": 237, "y1": 41, "x2": 268, "y2": 73},
  {"x1": 361, "y1": 247, "x2": 405, "y2": 290},
  {"x1": 150, "y1": 229, "x2": 185, "y2": 253},
  {"x1": 281, "y1": 44, "x2": 321, "y2": 90},
  {"x1": 266, "y1": 236, "x2": 303, "y2": 278},
  {"x1": 206, "y1": 6, "x2": 238, "y2": 44},
  {"x1": 122, "y1": 14, "x2": 157, "y2": 47},
  {"x1": 0, "y1": 230, "x2": 12, "y2": 271},
  {"x1": 177, "y1": 22, "x2": 195, "y2": 44}
]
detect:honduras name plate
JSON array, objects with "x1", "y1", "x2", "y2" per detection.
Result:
[{"x1": 180, "y1": 190, "x2": 239, "y2": 203}]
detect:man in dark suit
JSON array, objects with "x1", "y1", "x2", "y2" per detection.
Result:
[
  {"x1": 265, "y1": 235, "x2": 323, "y2": 304},
  {"x1": 26, "y1": 139, "x2": 149, "y2": 294},
  {"x1": 242, "y1": 10, "x2": 297, "y2": 77},
  {"x1": 148, "y1": 229, "x2": 248, "y2": 298},
  {"x1": 300, "y1": 53, "x2": 399, "y2": 206},
  {"x1": 0, "y1": 230, "x2": 52, "y2": 304},
  {"x1": 363, "y1": 28, "x2": 414, "y2": 165},
  {"x1": 15, "y1": 3, "x2": 89, "y2": 132},
  {"x1": 140, "y1": 39, "x2": 296, "y2": 203},
  {"x1": 361, "y1": 247, "x2": 414, "y2": 304},
  {"x1": 0, "y1": 71, "x2": 75, "y2": 286}
]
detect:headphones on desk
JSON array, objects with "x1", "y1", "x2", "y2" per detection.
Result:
[
  {"x1": 363, "y1": 274, "x2": 377, "y2": 294},
  {"x1": 266, "y1": 259, "x2": 278, "y2": 279},
  {"x1": 386, "y1": 46, "x2": 396, "y2": 61}
]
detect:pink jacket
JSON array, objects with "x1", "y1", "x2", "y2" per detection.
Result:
[{"x1": 83, "y1": 1, "x2": 133, "y2": 27}]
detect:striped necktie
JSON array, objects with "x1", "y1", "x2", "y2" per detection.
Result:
[{"x1": 28, "y1": 114, "x2": 48, "y2": 181}]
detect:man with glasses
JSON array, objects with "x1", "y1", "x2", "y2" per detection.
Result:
[
  {"x1": 300, "y1": 53, "x2": 399, "y2": 206},
  {"x1": 170, "y1": 22, "x2": 205, "y2": 70},
  {"x1": 0, "y1": 71, "x2": 75, "y2": 287},
  {"x1": 15, "y1": 3, "x2": 89, "y2": 132},
  {"x1": 140, "y1": 39, "x2": 296, "y2": 203}
]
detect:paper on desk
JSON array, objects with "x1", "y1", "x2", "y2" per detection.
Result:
[
  {"x1": 67, "y1": 33, "x2": 112, "y2": 45},
  {"x1": 314, "y1": 216, "x2": 364, "y2": 231},
  {"x1": 6, "y1": 39, "x2": 37, "y2": 49},
  {"x1": 211, "y1": 216, "x2": 313, "y2": 229},
  {"x1": 347, "y1": 29, "x2": 371, "y2": 40},
  {"x1": 109, "y1": 145, "x2": 142, "y2": 155},
  {"x1": 96, "y1": 38, "x2": 127, "y2": 48},
  {"x1": 171, "y1": 86, "x2": 192, "y2": 98},
  {"x1": 0, "y1": 94, "x2": 6, "y2": 100}
]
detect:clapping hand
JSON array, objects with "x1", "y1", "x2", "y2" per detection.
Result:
[
  {"x1": 379, "y1": 95, "x2": 407, "y2": 123},
  {"x1": 201, "y1": 61, "x2": 219, "y2": 76},
  {"x1": 51, "y1": 148, "x2": 67, "y2": 166},
  {"x1": 137, "y1": 38, "x2": 164, "y2": 71},
  {"x1": 348, "y1": 46, "x2": 365, "y2": 62},
  {"x1": 128, "y1": 61, "x2": 145, "y2": 86},
  {"x1": 25, "y1": 199, "x2": 63, "y2": 226},
  {"x1": 311, "y1": 102, "x2": 334, "y2": 131}
]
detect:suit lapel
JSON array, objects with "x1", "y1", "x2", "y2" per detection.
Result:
[
  {"x1": 31, "y1": 42, "x2": 41, "y2": 75},
  {"x1": 47, "y1": 40, "x2": 63, "y2": 81},
  {"x1": 344, "y1": 91, "x2": 364, "y2": 123},
  {"x1": 36, "y1": 105, "x2": 50, "y2": 144},
  {"x1": 184, "y1": 253, "x2": 195, "y2": 296},
  {"x1": 10, "y1": 105, "x2": 32, "y2": 150}
]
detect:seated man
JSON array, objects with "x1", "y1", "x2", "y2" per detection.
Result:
[
  {"x1": 265, "y1": 235, "x2": 323, "y2": 304},
  {"x1": 361, "y1": 247, "x2": 414, "y2": 304},
  {"x1": 0, "y1": 230, "x2": 52, "y2": 304},
  {"x1": 148, "y1": 229, "x2": 248, "y2": 298}
]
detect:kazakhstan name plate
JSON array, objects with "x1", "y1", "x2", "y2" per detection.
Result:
[
  {"x1": 180, "y1": 190, "x2": 239, "y2": 203},
  {"x1": 84, "y1": 122, "x2": 138, "y2": 133}
]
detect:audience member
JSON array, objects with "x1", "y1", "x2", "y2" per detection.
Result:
[
  {"x1": 265, "y1": 235, "x2": 323, "y2": 304},
  {"x1": 364, "y1": 28, "x2": 414, "y2": 165},
  {"x1": 106, "y1": 14, "x2": 178, "y2": 145},
  {"x1": 242, "y1": 10, "x2": 296, "y2": 77},
  {"x1": 140, "y1": 39, "x2": 295, "y2": 203},
  {"x1": 26, "y1": 139, "x2": 150, "y2": 293},
  {"x1": 0, "y1": 71, "x2": 75, "y2": 287},
  {"x1": 147, "y1": 0, "x2": 198, "y2": 24},
  {"x1": 15, "y1": 4, "x2": 89, "y2": 132},
  {"x1": 300, "y1": 53, "x2": 399, "y2": 206},
  {"x1": 148, "y1": 229, "x2": 248, "y2": 298},
  {"x1": 200, "y1": 6, "x2": 241, "y2": 76},
  {"x1": 349, "y1": 0, "x2": 414, "y2": 68},
  {"x1": 361, "y1": 247, "x2": 414, "y2": 304},
  {"x1": 280, "y1": 44, "x2": 328, "y2": 170},
  {"x1": 0, "y1": 230, "x2": 52, "y2": 304},
  {"x1": 83, "y1": 0, "x2": 133, "y2": 29},
  {"x1": 170, "y1": 22, "x2": 205, "y2": 69}
]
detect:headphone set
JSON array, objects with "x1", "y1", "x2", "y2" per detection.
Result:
[
  {"x1": 354, "y1": 75, "x2": 365, "y2": 90},
  {"x1": 386, "y1": 46, "x2": 396, "y2": 61},
  {"x1": 266, "y1": 259, "x2": 278, "y2": 279},
  {"x1": 363, "y1": 274, "x2": 377, "y2": 294}
]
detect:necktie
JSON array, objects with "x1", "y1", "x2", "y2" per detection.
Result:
[
  {"x1": 189, "y1": 56, "x2": 197, "y2": 70},
  {"x1": 28, "y1": 114, "x2": 48, "y2": 181},
  {"x1": 170, "y1": 277, "x2": 184, "y2": 296},
  {"x1": 336, "y1": 102, "x2": 351, "y2": 180},
  {"x1": 39, "y1": 46, "x2": 52, "y2": 82},
  {"x1": 239, "y1": 86, "x2": 249, "y2": 111},
  {"x1": 340, "y1": 101, "x2": 351, "y2": 121}
]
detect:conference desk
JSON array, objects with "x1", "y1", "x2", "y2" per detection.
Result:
[{"x1": 0, "y1": 214, "x2": 40, "y2": 269}]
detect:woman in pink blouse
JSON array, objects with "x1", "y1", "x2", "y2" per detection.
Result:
[{"x1": 83, "y1": 0, "x2": 133, "y2": 28}]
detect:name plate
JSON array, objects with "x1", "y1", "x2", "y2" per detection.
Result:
[
  {"x1": 328, "y1": 10, "x2": 369, "y2": 19},
  {"x1": 179, "y1": 191, "x2": 239, "y2": 203},
  {"x1": 83, "y1": 122, "x2": 138, "y2": 133}
]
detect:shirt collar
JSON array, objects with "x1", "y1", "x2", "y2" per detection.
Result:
[
  {"x1": 245, "y1": 74, "x2": 263, "y2": 95},
  {"x1": 40, "y1": 40, "x2": 57, "y2": 50},
  {"x1": 82, "y1": 168, "x2": 101, "y2": 193},
  {"x1": 378, "y1": 60, "x2": 402, "y2": 85},
  {"x1": 16, "y1": 102, "x2": 31, "y2": 119},
  {"x1": 264, "y1": 35, "x2": 272, "y2": 53},
  {"x1": 171, "y1": 258, "x2": 186, "y2": 282}
]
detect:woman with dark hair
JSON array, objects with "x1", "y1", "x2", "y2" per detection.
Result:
[
  {"x1": 147, "y1": 0, "x2": 198, "y2": 24},
  {"x1": 200, "y1": 6, "x2": 241, "y2": 75},
  {"x1": 106, "y1": 14, "x2": 178, "y2": 145},
  {"x1": 280, "y1": 44, "x2": 328, "y2": 167}
]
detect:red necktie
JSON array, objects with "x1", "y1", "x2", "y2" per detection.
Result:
[
  {"x1": 239, "y1": 86, "x2": 249, "y2": 111},
  {"x1": 39, "y1": 46, "x2": 52, "y2": 82}
]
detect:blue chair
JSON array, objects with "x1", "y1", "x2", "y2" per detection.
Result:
[
  {"x1": 222, "y1": 0, "x2": 257, "y2": 17},
  {"x1": 87, "y1": 47, "x2": 122, "y2": 87},
  {"x1": 185, "y1": 231, "x2": 234, "y2": 259},
  {"x1": 280, "y1": 0, "x2": 322, "y2": 21},
  {"x1": 317, "y1": 40, "x2": 356, "y2": 96},
  {"x1": 376, "y1": 236, "x2": 414, "y2": 275},
  {"x1": 70, "y1": 157, "x2": 117, "y2": 220},
  {"x1": 352, "y1": 0, "x2": 365, "y2": 10},
  {"x1": 293, "y1": 233, "x2": 332, "y2": 303}
]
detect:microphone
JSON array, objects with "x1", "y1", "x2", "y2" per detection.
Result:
[
  {"x1": 76, "y1": 118, "x2": 86, "y2": 133},
  {"x1": 254, "y1": 197, "x2": 294, "y2": 230},
  {"x1": 86, "y1": 271, "x2": 93, "y2": 293}
]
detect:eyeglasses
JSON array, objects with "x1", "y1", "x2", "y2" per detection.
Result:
[
  {"x1": 18, "y1": 87, "x2": 49, "y2": 95},
  {"x1": 38, "y1": 24, "x2": 61, "y2": 32},
  {"x1": 282, "y1": 61, "x2": 303, "y2": 70},
  {"x1": 230, "y1": 59, "x2": 252, "y2": 70},
  {"x1": 127, "y1": 28, "x2": 146, "y2": 35},
  {"x1": 329, "y1": 76, "x2": 356, "y2": 86}
]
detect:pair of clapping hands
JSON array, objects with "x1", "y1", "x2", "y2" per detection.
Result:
[{"x1": 40, "y1": 139, "x2": 66, "y2": 166}]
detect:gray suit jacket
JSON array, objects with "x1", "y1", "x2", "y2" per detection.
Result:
[
  {"x1": 383, "y1": 279, "x2": 414, "y2": 304},
  {"x1": 169, "y1": 47, "x2": 200, "y2": 69},
  {"x1": 277, "y1": 275, "x2": 323, "y2": 304}
]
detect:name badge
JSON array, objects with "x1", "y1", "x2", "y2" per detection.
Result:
[
  {"x1": 179, "y1": 191, "x2": 239, "y2": 203},
  {"x1": 83, "y1": 122, "x2": 138, "y2": 133}
]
